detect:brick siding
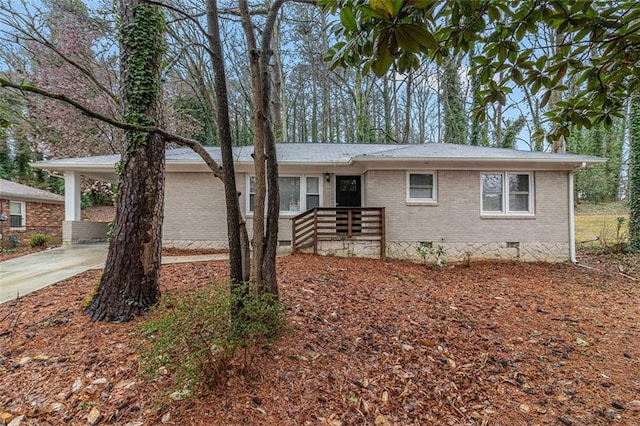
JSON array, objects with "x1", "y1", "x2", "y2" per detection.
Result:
[
  {"x1": 0, "y1": 199, "x2": 64, "y2": 247},
  {"x1": 163, "y1": 170, "x2": 335, "y2": 248},
  {"x1": 162, "y1": 169, "x2": 571, "y2": 261},
  {"x1": 364, "y1": 169, "x2": 569, "y2": 244}
]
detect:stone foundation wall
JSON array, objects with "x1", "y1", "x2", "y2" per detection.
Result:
[
  {"x1": 386, "y1": 241, "x2": 569, "y2": 263},
  {"x1": 170, "y1": 238, "x2": 569, "y2": 262},
  {"x1": 314, "y1": 239, "x2": 383, "y2": 259}
]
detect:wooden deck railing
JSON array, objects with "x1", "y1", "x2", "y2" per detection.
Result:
[{"x1": 291, "y1": 207, "x2": 385, "y2": 258}]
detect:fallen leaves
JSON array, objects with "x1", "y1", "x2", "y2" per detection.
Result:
[{"x1": 0, "y1": 254, "x2": 639, "y2": 425}]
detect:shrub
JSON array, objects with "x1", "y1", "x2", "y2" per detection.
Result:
[
  {"x1": 596, "y1": 216, "x2": 630, "y2": 254},
  {"x1": 29, "y1": 233, "x2": 50, "y2": 248},
  {"x1": 137, "y1": 282, "x2": 286, "y2": 395},
  {"x1": 416, "y1": 242, "x2": 448, "y2": 268}
]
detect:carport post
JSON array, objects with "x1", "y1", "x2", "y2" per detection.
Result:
[{"x1": 64, "y1": 171, "x2": 81, "y2": 221}]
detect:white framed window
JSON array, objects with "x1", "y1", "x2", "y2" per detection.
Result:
[
  {"x1": 279, "y1": 176, "x2": 301, "y2": 212},
  {"x1": 406, "y1": 171, "x2": 437, "y2": 203},
  {"x1": 9, "y1": 201, "x2": 26, "y2": 229},
  {"x1": 481, "y1": 172, "x2": 534, "y2": 215},
  {"x1": 305, "y1": 176, "x2": 320, "y2": 209},
  {"x1": 247, "y1": 174, "x2": 322, "y2": 215}
]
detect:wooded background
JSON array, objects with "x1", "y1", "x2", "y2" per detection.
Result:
[{"x1": 0, "y1": 0, "x2": 628, "y2": 205}]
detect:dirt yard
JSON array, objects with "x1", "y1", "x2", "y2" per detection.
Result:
[{"x1": 1, "y1": 254, "x2": 639, "y2": 425}]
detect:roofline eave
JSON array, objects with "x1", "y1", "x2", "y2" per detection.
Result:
[
  {"x1": 30, "y1": 162, "x2": 117, "y2": 172},
  {"x1": 352, "y1": 156, "x2": 606, "y2": 165}
]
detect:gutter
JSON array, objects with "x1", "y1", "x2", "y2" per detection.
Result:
[{"x1": 569, "y1": 162, "x2": 587, "y2": 263}]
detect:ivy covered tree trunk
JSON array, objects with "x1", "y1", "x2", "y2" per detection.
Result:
[
  {"x1": 629, "y1": 94, "x2": 640, "y2": 251},
  {"x1": 84, "y1": 0, "x2": 166, "y2": 322},
  {"x1": 442, "y1": 55, "x2": 467, "y2": 145},
  {"x1": 468, "y1": 49, "x2": 487, "y2": 147}
]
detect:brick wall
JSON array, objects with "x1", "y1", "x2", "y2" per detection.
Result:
[
  {"x1": 0, "y1": 199, "x2": 64, "y2": 247},
  {"x1": 162, "y1": 169, "x2": 572, "y2": 261},
  {"x1": 63, "y1": 221, "x2": 109, "y2": 244},
  {"x1": 163, "y1": 170, "x2": 335, "y2": 248},
  {"x1": 163, "y1": 172, "x2": 229, "y2": 248},
  {"x1": 364, "y1": 169, "x2": 570, "y2": 260}
]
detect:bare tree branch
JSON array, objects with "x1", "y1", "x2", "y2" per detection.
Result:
[
  {"x1": 0, "y1": 3, "x2": 118, "y2": 103},
  {"x1": 0, "y1": 78, "x2": 224, "y2": 179}
]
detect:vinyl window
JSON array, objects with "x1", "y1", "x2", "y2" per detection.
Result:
[
  {"x1": 481, "y1": 172, "x2": 533, "y2": 215},
  {"x1": 10, "y1": 201, "x2": 26, "y2": 229},
  {"x1": 406, "y1": 172, "x2": 437, "y2": 203},
  {"x1": 247, "y1": 175, "x2": 322, "y2": 214}
]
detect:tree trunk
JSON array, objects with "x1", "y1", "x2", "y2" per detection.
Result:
[
  {"x1": 311, "y1": 82, "x2": 318, "y2": 143},
  {"x1": 259, "y1": 1, "x2": 283, "y2": 296},
  {"x1": 393, "y1": 76, "x2": 398, "y2": 141},
  {"x1": 549, "y1": 32, "x2": 566, "y2": 153},
  {"x1": 402, "y1": 72, "x2": 412, "y2": 144},
  {"x1": 206, "y1": 0, "x2": 246, "y2": 286},
  {"x1": 355, "y1": 69, "x2": 365, "y2": 142},
  {"x1": 85, "y1": 0, "x2": 165, "y2": 322},
  {"x1": 442, "y1": 55, "x2": 467, "y2": 145},
  {"x1": 383, "y1": 76, "x2": 392, "y2": 142},
  {"x1": 271, "y1": 17, "x2": 284, "y2": 142},
  {"x1": 629, "y1": 93, "x2": 640, "y2": 250},
  {"x1": 321, "y1": 14, "x2": 330, "y2": 144},
  {"x1": 239, "y1": 0, "x2": 267, "y2": 288},
  {"x1": 240, "y1": 0, "x2": 283, "y2": 295}
]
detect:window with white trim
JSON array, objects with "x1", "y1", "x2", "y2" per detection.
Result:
[
  {"x1": 247, "y1": 175, "x2": 322, "y2": 214},
  {"x1": 406, "y1": 171, "x2": 437, "y2": 203},
  {"x1": 481, "y1": 172, "x2": 533, "y2": 215},
  {"x1": 279, "y1": 176, "x2": 301, "y2": 212},
  {"x1": 10, "y1": 201, "x2": 26, "y2": 229},
  {"x1": 305, "y1": 176, "x2": 320, "y2": 209}
]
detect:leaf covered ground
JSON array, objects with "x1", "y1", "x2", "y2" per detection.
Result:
[{"x1": 1, "y1": 254, "x2": 639, "y2": 425}]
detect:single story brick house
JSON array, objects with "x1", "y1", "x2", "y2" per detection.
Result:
[
  {"x1": 0, "y1": 178, "x2": 65, "y2": 247},
  {"x1": 32, "y1": 143, "x2": 603, "y2": 262}
]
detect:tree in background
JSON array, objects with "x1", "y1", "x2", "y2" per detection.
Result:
[
  {"x1": 0, "y1": 128, "x2": 11, "y2": 179},
  {"x1": 1, "y1": 0, "x2": 120, "y2": 158},
  {"x1": 500, "y1": 117, "x2": 526, "y2": 149},
  {"x1": 568, "y1": 122, "x2": 624, "y2": 204},
  {"x1": 441, "y1": 55, "x2": 466, "y2": 145},
  {"x1": 629, "y1": 96, "x2": 640, "y2": 250},
  {"x1": 322, "y1": 0, "x2": 640, "y2": 249},
  {"x1": 468, "y1": 50, "x2": 487, "y2": 147}
]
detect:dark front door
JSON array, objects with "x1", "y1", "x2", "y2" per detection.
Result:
[
  {"x1": 336, "y1": 176, "x2": 361, "y2": 207},
  {"x1": 335, "y1": 176, "x2": 361, "y2": 234}
]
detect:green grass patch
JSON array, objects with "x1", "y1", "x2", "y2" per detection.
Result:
[
  {"x1": 575, "y1": 201, "x2": 631, "y2": 251},
  {"x1": 575, "y1": 200, "x2": 628, "y2": 215},
  {"x1": 575, "y1": 214, "x2": 628, "y2": 248}
]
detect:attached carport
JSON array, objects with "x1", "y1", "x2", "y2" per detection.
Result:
[{"x1": 31, "y1": 155, "x2": 118, "y2": 244}]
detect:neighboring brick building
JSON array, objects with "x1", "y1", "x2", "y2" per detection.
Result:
[{"x1": 0, "y1": 179, "x2": 64, "y2": 247}]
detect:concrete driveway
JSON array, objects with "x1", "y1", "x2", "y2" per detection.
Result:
[{"x1": 0, "y1": 243, "x2": 108, "y2": 304}]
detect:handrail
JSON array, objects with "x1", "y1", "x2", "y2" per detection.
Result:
[{"x1": 291, "y1": 207, "x2": 386, "y2": 258}]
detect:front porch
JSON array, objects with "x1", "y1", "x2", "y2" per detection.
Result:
[{"x1": 291, "y1": 207, "x2": 386, "y2": 259}]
